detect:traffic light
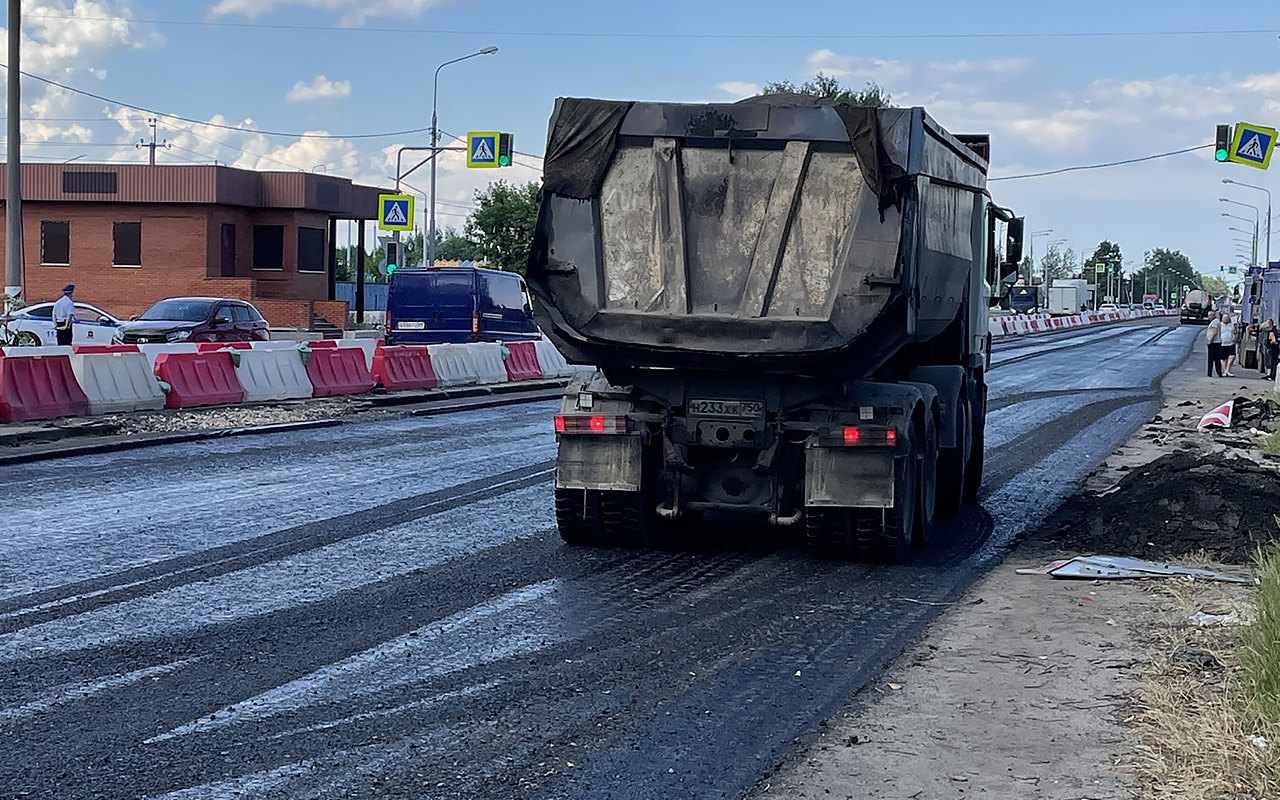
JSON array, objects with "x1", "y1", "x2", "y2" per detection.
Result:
[
  {"x1": 1215, "y1": 124, "x2": 1232, "y2": 162},
  {"x1": 498, "y1": 133, "x2": 514, "y2": 167},
  {"x1": 385, "y1": 241, "x2": 401, "y2": 275}
]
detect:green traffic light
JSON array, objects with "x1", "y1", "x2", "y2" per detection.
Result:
[
  {"x1": 1216, "y1": 148, "x2": 1230, "y2": 162},
  {"x1": 498, "y1": 155, "x2": 510, "y2": 166},
  {"x1": 387, "y1": 264, "x2": 397, "y2": 274}
]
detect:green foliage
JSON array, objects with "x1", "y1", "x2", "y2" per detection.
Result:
[
  {"x1": 761, "y1": 74, "x2": 891, "y2": 107},
  {"x1": 1079, "y1": 240, "x2": 1123, "y2": 280},
  {"x1": 464, "y1": 180, "x2": 541, "y2": 272},
  {"x1": 1242, "y1": 535, "x2": 1280, "y2": 728},
  {"x1": 436, "y1": 227, "x2": 483, "y2": 262},
  {"x1": 1039, "y1": 244, "x2": 1077, "y2": 283},
  {"x1": 1202, "y1": 275, "x2": 1229, "y2": 297}
]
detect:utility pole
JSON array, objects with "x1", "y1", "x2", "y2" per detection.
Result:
[
  {"x1": 5, "y1": 0, "x2": 22, "y2": 308},
  {"x1": 136, "y1": 118, "x2": 167, "y2": 166}
]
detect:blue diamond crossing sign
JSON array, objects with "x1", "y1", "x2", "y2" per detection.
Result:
[
  {"x1": 466, "y1": 131, "x2": 500, "y2": 169},
  {"x1": 378, "y1": 194, "x2": 414, "y2": 231},
  {"x1": 1229, "y1": 122, "x2": 1277, "y2": 170}
]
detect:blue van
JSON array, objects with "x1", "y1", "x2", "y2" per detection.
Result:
[{"x1": 385, "y1": 266, "x2": 540, "y2": 344}]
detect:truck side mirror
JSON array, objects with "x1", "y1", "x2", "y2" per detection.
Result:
[{"x1": 1003, "y1": 216, "x2": 1024, "y2": 267}]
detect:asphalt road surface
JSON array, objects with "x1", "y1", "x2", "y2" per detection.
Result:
[{"x1": 0, "y1": 319, "x2": 1196, "y2": 800}]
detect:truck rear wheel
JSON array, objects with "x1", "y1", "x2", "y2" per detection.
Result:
[
  {"x1": 963, "y1": 384, "x2": 987, "y2": 501},
  {"x1": 804, "y1": 509, "x2": 857, "y2": 560},
  {"x1": 935, "y1": 393, "x2": 968, "y2": 518},
  {"x1": 914, "y1": 421, "x2": 938, "y2": 545},
  {"x1": 858, "y1": 449, "x2": 918, "y2": 564},
  {"x1": 555, "y1": 487, "x2": 603, "y2": 546}
]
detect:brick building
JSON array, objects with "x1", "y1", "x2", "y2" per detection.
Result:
[{"x1": 0, "y1": 164, "x2": 392, "y2": 331}]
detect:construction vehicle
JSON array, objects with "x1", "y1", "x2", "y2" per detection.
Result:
[
  {"x1": 526, "y1": 97, "x2": 1022, "y2": 562},
  {"x1": 1181, "y1": 289, "x2": 1213, "y2": 325}
]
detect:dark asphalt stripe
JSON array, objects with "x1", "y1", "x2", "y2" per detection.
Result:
[
  {"x1": 990, "y1": 323, "x2": 1171, "y2": 370},
  {"x1": 986, "y1": 386, "x2": 1147, "y2": 413},
  {"x1": 0, "y1": 460, "x2": 556, "y2": 634}
]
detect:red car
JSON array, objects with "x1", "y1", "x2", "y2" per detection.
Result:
[{"x1": 113, "y1": 297, "x2": 270, "y2": 344}]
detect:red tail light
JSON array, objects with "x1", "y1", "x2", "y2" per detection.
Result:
[
  {"x1": 554, "y1": 414, "x2": 627, "y2": 435},
  {"x1": 472, "y1": 310, "x2": 480, "y2": 334},
  {"x1": 820, "y1": 426, "x2": 897, "y2": 447},
  {"x1": 385, "y1": 313, "x2": 392, "y2": 335}
]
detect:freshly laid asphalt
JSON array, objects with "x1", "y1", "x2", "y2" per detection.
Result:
[{"x1": 0, "y1": 319, "x2": 1196, "y2": 799}]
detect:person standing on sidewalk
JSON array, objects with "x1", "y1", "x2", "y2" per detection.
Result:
[
  {"x1": 52, "y1": 284, "x2": 76, "y2": 347},
  {"x1": 1206, "y1": 313, "x2": 1223, "y2": 377},
  {"x1": 1263, "y1": 318, "x2": 1280, "y2": 382},
  {"x1": 1219, "y1": 311, "x2": 1238, "y2": 377}
]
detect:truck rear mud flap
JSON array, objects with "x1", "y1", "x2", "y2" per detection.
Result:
[
  {"x1": 555, "y1": 436, "x2": 642, "y2": 492},
  {"x1": 804, "y1": 447, "x2": 895, "y2": 508}
]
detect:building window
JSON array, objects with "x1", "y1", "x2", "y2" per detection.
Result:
[
  {"x1": 63, "y1": 171, "x2": 117, "y2": 194},
  {"x1": 41, "y1": 221, "x2": 70, "y2": 265},
  {"x1": 113, "y1": 222, "x2": 141, "y2": 267},
  {"x1": 253, "y1": 225, "x2": 284, "y2": 270},
  {"x1": 297, "y1": 227, "x2": 326, "y2": 273}
]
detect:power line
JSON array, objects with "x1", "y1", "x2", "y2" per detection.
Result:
[
  {"x1": 989, "y1": 144, "x2": 1212, "y2": 181},
  {"x1": 21, "y1": 13, "x2": 1280, "y2": 40},
  {"x1": 0, "y1": 63, "x2": 433, "y2": 140}
]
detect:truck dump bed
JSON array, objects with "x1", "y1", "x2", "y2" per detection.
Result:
[{"x1": 527, "y1": 97, "x2": 991, "y2": 376}]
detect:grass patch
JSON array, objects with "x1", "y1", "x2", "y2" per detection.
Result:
[
  {"x1": 1242, "y1": 535, "x2": 1280, "y2": 729},
  {"x1": 1263, "y1": 432, "x2": 1280, "y2": 457},
  {"x1": 1126, "y1": 577, "x2": 1280, "y2": 798}
]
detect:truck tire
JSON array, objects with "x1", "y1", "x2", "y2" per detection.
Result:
[
  {"x1": 935, "y1": 392, "x2": 968, "y2": 518},
  {"x1": 556, "y1": 488, "x2": 664, "y2": 547},
  {"x1": 804, "y1": 509, "x2": 857, "y2": 560},
  {"x1": 857, "y1": 447, "x2": 918, "y2": 564},
  {"x1": 555, "y1": 488, "x2": 603, "y2": 546},
  {"x1": 915, "y1": 420, "x2": 938, "y2": 545},
  {"x1": 963, "y1": 384, "x2": 987, "y2": 501}
]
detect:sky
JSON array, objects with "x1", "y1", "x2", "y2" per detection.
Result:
[{"x1": 4, "y1": 0, "x2": 1280, "y2": 278}]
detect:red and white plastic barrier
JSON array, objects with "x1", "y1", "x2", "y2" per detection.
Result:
[
  {"x1": 989, "y1": 308, "x2": 1176, "y2": 339},
  {"x1": 0, "y1": 337, "x2": 581, "y2": 423}
]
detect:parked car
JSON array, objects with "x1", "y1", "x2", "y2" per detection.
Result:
[
  {"x1": 385, "y1": 266, "x2": 539, "y2": 344},
  {"x1": 0, "y1": 301, "x2": 122, "y2": 346},
  {"x1": 1154, "y1": 303, "x2": 1166, "y2": 311},
  {"x1": 1098, "y1": 303, "x2": 1120, "y2": 312},
  {"x1": 113, "y1": 297, "x2": 269, "y2": 344}
]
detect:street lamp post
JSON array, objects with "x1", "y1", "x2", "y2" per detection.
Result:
[
  {"x1": 1221, "y1": 197, "x2": 1261, "y2": 266},
  {"x1": 427, "y1": 45, "x2": 499, "y2": 268},
  {"x1": 1222, "y1": 211, "x2": 1258, "y2": 265},
  {"x1": 1224, "y1": 178, "x2": 1271, "y2": 269}
]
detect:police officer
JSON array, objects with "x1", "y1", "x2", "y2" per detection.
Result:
[{"x1": 52, "y1": 284, "x2": 75, "y2": 346}]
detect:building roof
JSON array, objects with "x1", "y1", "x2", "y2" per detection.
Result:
[{"x1": 0, "y1": 163, "x2": 395, "y2": 219}]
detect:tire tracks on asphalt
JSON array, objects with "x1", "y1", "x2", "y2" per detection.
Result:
[{"x1": 0, "y1": 460, "x2": 556, "y2": 635}]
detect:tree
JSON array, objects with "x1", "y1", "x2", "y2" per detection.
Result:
[
  {"x1": 761, "y1": 73, "x2": 891, "y2": 107},
  {"x1": 1201, "y1": 275, "x2": 1229, "y2": 298},
  {"x1": 1039, "y1": 244, "x2": 1077, "y2": 284},
  {"x1": 436, "y1": 226, "x2": 483, "y2": 262},
  {"x1": 465, "y1": 180, "x2": 541, "y2": 272}
]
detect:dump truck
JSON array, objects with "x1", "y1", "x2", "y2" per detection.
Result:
[
  {"x1": 526, "y1": 97, "x2": 1022, "y2": 562},
  {"x1": 1181, "y1": 289, "x2": 1213, "y2": 324}
]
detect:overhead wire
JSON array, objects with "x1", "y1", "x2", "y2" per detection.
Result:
[
  {"x1": 989, "y1": 144, "x2": 1213, "y2": 181},
  {"x1": 21, "y1": 13, "x2": 1280, "y2": 40}
]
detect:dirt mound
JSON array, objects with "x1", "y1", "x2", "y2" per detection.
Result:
[{"x1": 1041, "y1": 451, "x2": 1280, "y2": 565}]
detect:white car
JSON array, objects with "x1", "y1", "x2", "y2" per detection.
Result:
[
  {"x1": 1098, "y1": 303, "x2": 1120, "y2": 313},
  {"x1": 1, "y1": 301, "x2": 123, "y2": 346}
]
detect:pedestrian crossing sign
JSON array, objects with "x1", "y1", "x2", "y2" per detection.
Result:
[
  {"x1": 1229, "y1": 121, "x2": 1277, "y2": 170},
  {"x1": 467, "y1": 131, "x2": 500, "y2": 168},
  {"x1": 378, "y1": 194, "x2": 414, "y2": 231}
]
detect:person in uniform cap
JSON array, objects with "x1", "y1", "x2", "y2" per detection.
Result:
[{"x1": 52, "y1": 284, "x2": 75, "y2": 346}]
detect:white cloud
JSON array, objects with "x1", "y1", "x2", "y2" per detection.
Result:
[
  {"x1": 716, "y1": 81, "x2": 760, "y2": 100},
  {"x1": 209, "y1": 0, "x2": 455, "y2": 27},
  {"x1": 286, "y1": 75, "x2": 351, "y2": 103}
]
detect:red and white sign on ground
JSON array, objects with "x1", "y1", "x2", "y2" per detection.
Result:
[{"x1": 1197, "y1": 401, "x2": 1234, "y2": 430}]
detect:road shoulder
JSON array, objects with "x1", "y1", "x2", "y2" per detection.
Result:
[{"x1": 750, "y1": 326, "x2": 1279, "y2": 800}]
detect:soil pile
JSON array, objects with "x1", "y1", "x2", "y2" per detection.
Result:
[{"x1": 1042, "y1": 451, "x2": 1280, "y2": 564}]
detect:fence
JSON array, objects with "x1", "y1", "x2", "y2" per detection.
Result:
[{"x1": 334, "y1": 282, "x2": 389, "y2": 312}]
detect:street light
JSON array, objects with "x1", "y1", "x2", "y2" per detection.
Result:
[
  {"x1": 1223, "y1": 211, "x2": 1259, "y2": 265},
  {"x1": 1224, "y1": 178, "x2": 1272, "y2": 268},
  {"x1": 1028, "y1": 229, "x2": 1053, "y2": 283},
  {"x1": 427, "y1": 45, "x2": 499, "y2": 267},
  {"x1": 1220, "y1": 197, "x2": 1261, "y2": 265}
]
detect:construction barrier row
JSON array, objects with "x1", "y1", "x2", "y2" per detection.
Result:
[
  {"x1": 989, "y1": 308, "x2": 1177, "y2": 338},
  {"x1": 0, "y1": 337, "x2": 583, "y2": 424}
]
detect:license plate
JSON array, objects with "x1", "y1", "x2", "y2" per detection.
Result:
[
  {"x1": 689, "y1": 398, "x2": 765, "y2": 418},
  {"x1": 396, "y1": 321, "x2": 426, "y2": 330}
]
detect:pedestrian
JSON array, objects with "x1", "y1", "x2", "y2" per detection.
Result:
[
  {"x1": 1219, "y1": 311, "x2": 1238, "y2": 377},
  {"x1": 52, "y1": 284, "x2": 75, "y2": 347},
  {"x1": 1206, "y1": 312, "x2": 1223, "y2": 377},
  {"x1": 1263, "y1": 318, "x2": 1280, "y2": 382}
]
